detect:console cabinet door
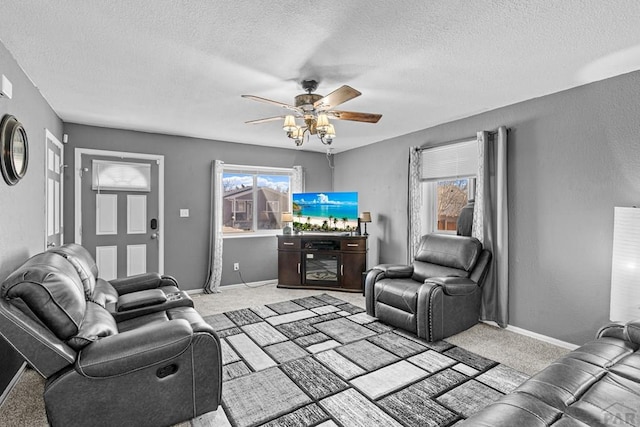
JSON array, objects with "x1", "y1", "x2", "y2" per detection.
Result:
[
  {"x1": 278, "y1": 251, "x2": 302, "y2": 285},
  {"x1": 341, "y1": 252, "x2": 366, "y2": 290}
]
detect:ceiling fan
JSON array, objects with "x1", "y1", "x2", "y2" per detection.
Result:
[{"x1": 242, "y1": 80, "x2": 382, "y2": 146}]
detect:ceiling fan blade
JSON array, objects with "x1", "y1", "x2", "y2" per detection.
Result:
[
  {"x1": 245, "y1": 116, "x2": 286, "y2": 124},
  {"x1": 328, "y1": 110, "x2": 382, "y2": 123},
  {"x1": 313, "y1": 85, "x2": 361, "y2": 110},
  {"x1": 241, "y1": 95, "x2": 300, "y2": 113}
]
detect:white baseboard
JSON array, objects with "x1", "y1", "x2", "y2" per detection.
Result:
[
  {"x1": 185, "y1": 280, "x2": 278, "y2": 295},
  {"x1": 0, "y1": 362, "x2": 26, "y2": 407},
  {"x1": 481, "y1": 320, "x2": 579, "y2": 350}
]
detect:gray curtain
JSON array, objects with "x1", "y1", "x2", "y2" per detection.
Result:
[
  {"x1": 407, "y1": 147, "x2": 422, "y2": 263},
  {"x1": 472, "y1": 127, "x2": 509, "y2": 327},
  {"x1": 203, "y1": 160, "x2": 224, "y2": 293}
]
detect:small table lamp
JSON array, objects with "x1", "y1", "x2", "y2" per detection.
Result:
[
  {"x1": 281, "y1": 212, "x2": 294, "y2": 235},
  {"x1": 360, "y1": 212, "x2": 372, "y2": 235}
]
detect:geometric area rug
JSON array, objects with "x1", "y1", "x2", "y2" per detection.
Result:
[{"x1": 201, "y1": 294, "x2": 529, "y2": 427}]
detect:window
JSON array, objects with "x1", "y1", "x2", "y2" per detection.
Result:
[
  {"x1": 92, "y1": 160, "x2": 151, "y2": 192},
  {"x1": 420, "y1": 139, "x2": 477, "y2": 234},
  {"x1": 266, "y1": 200, "x2": 279, "y2": 212},
  {"x1": 222, "y1": 165, "x2": 295, "y2": 235},
  {"x1": 435, "y1": 178, "x2": 473, "y2": 232}
]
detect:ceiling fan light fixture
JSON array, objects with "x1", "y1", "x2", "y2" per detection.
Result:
[
  {"x1": 243, "y1": 81, "x2": 381, "y2": 148},
  {"x1": 325, "y1": 123, "x2": 336, "y2": 139},
  {"x1": 293, "y1": 126, "x2": 305, "y2": 146},
  {"x1": 316, "y1": 113, "x2": 330, "y2": 131},
  {"x1": 318, "y1": 123, "x2": 335, "y2": 145},
  {"x1": 283, "y1": 115, "x2": 297, "y2": 132}
]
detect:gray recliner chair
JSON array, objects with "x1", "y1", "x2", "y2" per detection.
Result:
[
  {"x1": 365, "y1": 233, "x2": 491, "y2": 341},
  {"x1": 0, "y1": 251, "x2": 222, "y2": 427}
]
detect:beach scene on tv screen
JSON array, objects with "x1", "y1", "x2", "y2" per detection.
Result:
[{"x1": 292, "y1": 192, "x2": 358, "y2": 232}]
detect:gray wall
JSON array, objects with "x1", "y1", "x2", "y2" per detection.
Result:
[
  {"x1": 62, "y1": 124, "x2": 332, "y2": 288},
  {"x1": 0, "y1": 42, "x2": 63, "y2": 399},
  {"x1": 334, "y1": 70, "x2": 640, "y2": 345}
]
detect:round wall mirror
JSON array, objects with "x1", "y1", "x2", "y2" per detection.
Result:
[{"x1": 1, "y1": 114, "x2": 29, "y2": 185}]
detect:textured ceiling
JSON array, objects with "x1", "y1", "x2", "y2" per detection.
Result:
[{"x1": 1, "y1": 1, "x2": 640, "y2": 153}]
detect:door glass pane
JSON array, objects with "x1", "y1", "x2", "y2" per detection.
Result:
[{"x1": 92, "y1": 160, "x2": 151, "y2": 192}]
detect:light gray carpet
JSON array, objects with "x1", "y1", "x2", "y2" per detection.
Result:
[
  {"x1": 0, "y1": 283, "x2": 570, "y2": 426},
  {"x1": 205, "y1": 294, "x2": 530, "y2": 426}
]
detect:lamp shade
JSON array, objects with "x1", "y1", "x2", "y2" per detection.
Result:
[
  {"x1": 360, "y1": 212, "x2": 372, "y2": 223},
  {"x1": 292, "y1": 126, "x2": 304, "y2": 139},
  {"x1": 610, "y1": 207, "x2": 640, "y2": 322},
  {"x1": 281, "y1": 212, "x2": 294, "y2": 222},
  {"x1": 283, "y1": 115, "x2": 297, "y2": 132},
  {"x1": 325, "y1": 123, "x2": 336, "y2": 139},
  {"x1": 316, "y1": 113, "x2": 330, "y2": 131}
]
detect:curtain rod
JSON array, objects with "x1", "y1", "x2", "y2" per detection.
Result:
[{"x1": 415, "y1": 127, "x2": 509, "y2": 152}]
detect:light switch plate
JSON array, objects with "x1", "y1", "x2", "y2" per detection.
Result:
[
  {"x1": 1, "y1": 75, "x2": 12, "y2": 99},
  {"x1": 180, "y1": 209, "x2": 189, "y2": 217}
]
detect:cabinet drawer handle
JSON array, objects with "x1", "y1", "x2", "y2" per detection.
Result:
[
  {"x1": 347, "y1": 243, "x2": 359, "y2": 247},
  {"x1": 283, "y1": 242, "x2": 294, "y2": 246}
]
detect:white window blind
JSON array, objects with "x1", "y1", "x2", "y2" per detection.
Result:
[{"x1": 421, "y1": 139, "x2": 478, "y2": 181}]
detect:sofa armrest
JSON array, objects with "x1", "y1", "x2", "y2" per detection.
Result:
[
  {"x1": 116, "y1": 289, "x2": 167, "y2": 312},
  {"x1": 109, "y1": 273, "x2": 179, "y2": 295},
  {"x1": 77, "y1": 319, "x2": 193, "y2": 377},
  {"x1": 426, "y1": 276, "x2": 478, "y2": 296},
  {"x1": 596, "y1": 322, "x2": 626, "y2": 340},
  {"x1": 596, "y1": 320, "x2": 640, "y2": 345},
  {"x1": 371, "y1": 264, "x2": 414, "y2": 278},
  {"x1": 365, "y1": 265, "x2": 414, "y2": 316}
]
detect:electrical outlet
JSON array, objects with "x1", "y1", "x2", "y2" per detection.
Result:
[{"x1": 233, "y1": 262, "x2": 240, "y2": 271}]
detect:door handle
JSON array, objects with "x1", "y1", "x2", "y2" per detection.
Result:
[
  {"x1": 47, "y1": 242, "x2": 56, "y2": 248},
  {"x1": 151, "y1": 233, "x2": 159, "y2": 239}
]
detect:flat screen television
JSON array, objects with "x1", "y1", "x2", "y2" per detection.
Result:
[{"x1": 292, "y1": 191, "x2": 358, "y2": 232}]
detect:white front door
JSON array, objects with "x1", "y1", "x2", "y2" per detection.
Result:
[
  {"x1": 45, "y1": 130, "x2": 64, "y2": 249},
  {"x1": 75, "y1": 149, "x2": 164, "y2": 280}
]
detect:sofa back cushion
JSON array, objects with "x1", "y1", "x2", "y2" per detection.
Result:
[
  {"x1": 67, "y1": 302, "x2": 118, "y2": 350},
  {"x1": 1, "y1": 252, "x2": 87, "y2": 341},
  {"x1": 48, "y1": 243, "x2": 99, "y2": 300},
  {"x1": 412, "y1": 234, "x2": 482, "y2": 282}
]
